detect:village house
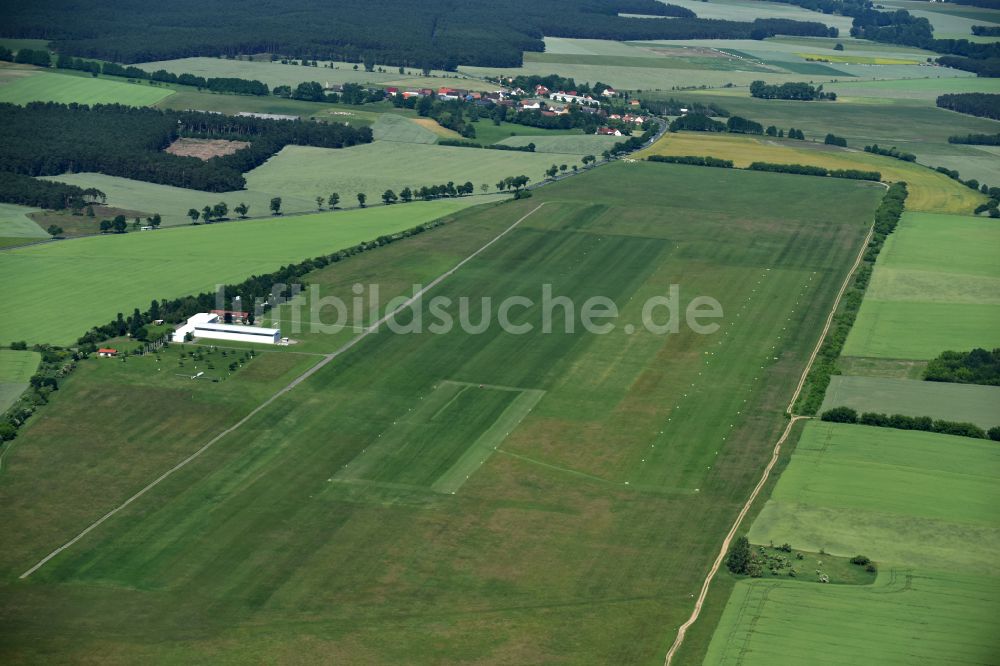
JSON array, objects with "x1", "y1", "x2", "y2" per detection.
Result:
[
  {"x1": 97, "y1": 348, "x2": 118, "y2": 358},
  {"x1": 597, "y1": 127, "x2": 622, "y2": 136}
]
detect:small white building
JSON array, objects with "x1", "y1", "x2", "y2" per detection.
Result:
[{"x1": 172, "y1": 313, "x2": 280, "y2": 345}]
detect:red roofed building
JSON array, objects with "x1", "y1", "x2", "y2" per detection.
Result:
[{"x1": 97, "y1": 348, "x2": 118, "y2": 357}]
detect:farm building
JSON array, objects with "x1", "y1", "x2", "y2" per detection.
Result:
[
  {"x1": 172, "y1": 313, "x2": 280, "y2": 345},
  {"x1": 97, "y1": 348, "x2": 118, "y2": 357}
]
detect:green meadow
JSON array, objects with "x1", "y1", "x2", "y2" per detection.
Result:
[
  {"x1": 496, "y1": 134, "x2": 622, "y2": 155},
  {"x1": 0, "y1": 203, "x2": 46, "y2": 238},
  {"x1": 43, "y1": 172, "x2": 317, "y2": 227},
  {"x1": 699, "y1": 421, "x2": 1000, "y2": 665},
  {"x1": 0, "y1": 350, "x2": 41, "y2": 414},
  {"x1": 244, "y1": 142, "x2": 590, "y2": 201},
  {"x1": 0, "y1": 70, "x2": 174, "y2": 106},
  {"x1": 0, "y1": 164, "x2": 882, "y2": 662},
  {"x1": 0, "y1": 198, "x2": 487, "y2": 346},
  {"x1": 821, "y1": 375, "x2": 1000, "y2": 429},
  {"x1": 844, "y1": 212, "x2": 1000, "y2": 360}
]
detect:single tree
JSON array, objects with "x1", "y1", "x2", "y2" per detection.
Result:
[
  {"x1": 381, "y1": 189, "x2": 397, "y2": 205},
  {"x1": 47, "y1": 224, "x2": 63, "y2": 238},
  {"x1": 328, "y1": 192, "x2": 340, "y2": 209},
  {"x1": 149, "y1": 213, "x2": 162, "y2": 228},
  {"x1": 270, "y1": 197, "x2": 282, "y2": 215},
  {"x1": 202, "y1": 205, "x2": 213, "y2": 223},
  {"x1": 357, "y1": 192, "x2": 367, "y2": 208},
  {"x1": 234, "y1": 203, "x2": 249, "y2": 219},
  {"x1": 188, "y1": 208, "x2": 200, "y2": 224},
  {"x1": 400, "y1": 187, "x2": 413, "y2": 203},
  {"x1": 315, "y1": 196, "x2": 324, "y2": 211},
  {"x1": 480, "y1": 183, "x2": 489, "y2": 194},
  {"x1": 726, "y1": 536, "x2": 752, "y2": 575},
  {"x1": 112, "y1": 215, "x2": 128, "y2": 233},
  {"x1": 212, "y1": 202, "x2": 228, "y2": 220},
  {"x1": 99, "y1": 219, "x2": 112, "y2": 233}
]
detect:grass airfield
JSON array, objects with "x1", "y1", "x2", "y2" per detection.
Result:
[{"x1": 0, "y1": 164, "x2": 882, "y2": 662}]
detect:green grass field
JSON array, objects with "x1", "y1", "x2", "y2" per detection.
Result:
[
  {"x1": 371, "y1": 113, "x2": 438, "y2": 144},
  {"x1": 700, "y1": 421, "x2": 1000, "y2": 665},
  {"x1": 43, "y1": 173, "x2": 317, "y2": 227},
  {"x1": 470, "y1": 121, "x2": 584, "y2": 147},
  {"x1": 0, "y1": 203, "x2": 46, "y2": 238},
  {"x1": 0, "y1": 350, "x2": 41, "y2": 414},
  {"x1": 496, "y1": 134, "x2": 622, "y2": 154},
  {"x1": 0, "y1": 164, "x2": 882, "y2": 662},
  {"x1": 0, "y1": 70, "x2": 174, "y2": 106},
  {"x1": 844, "y1": 212, "x2": 1000, "y2": 360},
  {"x1": 0, "y1": 198, "x2": 489, "y2": 346},
  {"x1": 821, "y1": 375, "x2": 1000, "y2": 428},
  {"x1": 244, "y1": 142, "x2": 593, "y2": 201}
]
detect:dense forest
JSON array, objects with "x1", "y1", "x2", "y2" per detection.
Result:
[
  {"x1": 948, "y1": 133, "x2": 1000, "y2": 145},
  {"x1": 0, "y1": 102, "x2": 371, "y2": 195},
  {"x1": 0, "y1": 172, "x2": 101, "y2": 210},
  {"x1": 2, "y1": 0, "x2": 834, "y2": 69},
  {"x1": 936, "y1": 93, "x2": 1000, "y2": 120}
]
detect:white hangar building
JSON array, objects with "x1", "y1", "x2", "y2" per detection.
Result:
[{"x1": 172, "y1": 312, "x2": 280, "y2": 345}]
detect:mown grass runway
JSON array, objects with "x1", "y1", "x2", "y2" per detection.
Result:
[{"x1": 0, "y1": 164, "x2": 881, "y2": 662}]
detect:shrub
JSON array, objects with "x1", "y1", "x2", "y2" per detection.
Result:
[
  {"x1": 850, "y1": 555, "x2": 871, "y2": 566},
  {"x1": 821, "y1": 406, "x2": 858, "y2": 423}
]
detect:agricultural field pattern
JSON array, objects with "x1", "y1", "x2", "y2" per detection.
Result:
[{"x1": 0, "y1": 0, "x2": 997, "y2": 663}]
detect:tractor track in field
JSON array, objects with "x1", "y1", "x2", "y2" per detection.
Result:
[
  {"x1": 663, "y1": 207, "x2": 880, "y2": 665},
  {"x1": 18, "y1": 202, "x2": 547, "y2": 580}
]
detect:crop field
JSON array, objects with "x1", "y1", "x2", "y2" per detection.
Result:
[
  {"x1": 844, "y1": 212, "x2": 1000, "y2": 360},
  {"x1": 821, "y1": 376, "x2": 1000, "y2": 429},
  {"x1": 828, "y1": 76, "x2": 1000, "y2": 101},
  {"x1": 154, "y1": 87, "x2": 381, "y2": 122},
  {"x1": 0, "y1": 70, "x2": 174, "y2": 106},
  {"x1": 469, "y1": 121, "x2": 583, "y2": 147},
  {"x1": 635, "y1": 132, "x2": 984, "y2": 213},
  {"x1": 496, "y1": 134, "x2": 622, "y2": 154},
  {"x1": 135, "y1": 56, "x2": 493, "y2": 91},
  {"x1": 371, "y1": 113, "x2": 439, "y2": 144},
  {"x1": 668, "y1": 89, "x2": 1000, "y2": 185},
  {"x1": 698, "y1": 421, "x2": 1000, "y2": 665},
  {"x1": 0, "y1": 164, "x2": 883, "y2": 662},
  {"x1": 244, "y1": 143, "x2": 591, "y2": 202},
  {"x1": 0, "y1": 197, "x2": 487, "y2": 346},
  {"x1": 880, "y1": 0, "x2": 1000, "y2": 39},
  {"x1": 0, "y1": 350, "x2": 41, "y2": 414}
]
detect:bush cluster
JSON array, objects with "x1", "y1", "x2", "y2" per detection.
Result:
[
  {"x1": 747, "y1": 162, "x2": 880, "y2": 181},
  {"x1": 647, "y1": 155, "x2": 734, "y2": 168},
  {"x1": 820, "y1": 407, "x2": 996, "y2": 440}
]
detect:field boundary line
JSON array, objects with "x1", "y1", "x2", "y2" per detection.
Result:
[
  {"x1": 19, "y1": 202, "x2": 547, "y2": 580},
  {"x1": 663, "y1": 210, "x2": 879, "y2": 664}
]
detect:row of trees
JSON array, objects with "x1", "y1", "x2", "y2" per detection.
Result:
[
  {"x1": 863, "y1": 144, "x2": 916, "y2": 161},
  {"x1": 747, "y1": 162, "x2": 879, "y2": 180},
  {"x1": 749, "y1": 80, "x2": 836, "y2": 101},
  {"x1": 669, "y1": 113, "x2": 806, "y2": 141},
  {"x1": 948, "y1": 133, "x2": 1000, "y2": 145},
  {"x1": 0, "y1": 102, "x2": 371, "y2": 198},
  {"x1": 647, "y1": 155, "x2": 734, "y2": 168},
  {"x1": 824, "y1": 133, "x2": 848, "y2": 147},
  {"x1": 794, "y1": 182, "x2": 908, "y2": 414},
  {"x1": 821, "y1": 406, "x2": 997, "y2": 441},
  {"x1": 2, "y1": 0, "x2": 837, "y2": 69}
]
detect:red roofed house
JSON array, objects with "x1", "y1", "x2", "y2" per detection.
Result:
[
  {"x1": 98, "y1": 348, "x2": 118, "y2": 358},
  {"x1": 385, "y1": 86, "x2": 399, "y2": 96},
  {"x1": 597, "y1": 127, "x2": 622, "y2": 136}
]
